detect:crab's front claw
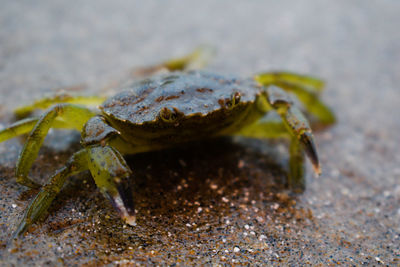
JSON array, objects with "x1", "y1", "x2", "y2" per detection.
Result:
[{"x1": 86, "y1": 146, "x2": 136, "y2": 226}]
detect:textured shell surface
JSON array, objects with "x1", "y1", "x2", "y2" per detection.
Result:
[{"x1": 100, "y1": 71, "x2": 260, "y2": 125}]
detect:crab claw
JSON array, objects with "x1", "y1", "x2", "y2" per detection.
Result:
[
  {"x1": 87, "y1": 146, "x2": 137, "y2": 226},
  {"x1": 300, "y1": 131, "x2": 321, "y2": 175}
]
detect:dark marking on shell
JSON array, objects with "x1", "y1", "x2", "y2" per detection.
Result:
[
  {"x1": 196, "y1": 88, "x2": 214, "y2": 93},
  {"x1": 165, "y1": 95, "x2": 180, "y2": 101}
]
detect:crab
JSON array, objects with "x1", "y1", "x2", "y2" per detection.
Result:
[{"x1": 0, "y1": 48, "x2": 335, "y2": 239}]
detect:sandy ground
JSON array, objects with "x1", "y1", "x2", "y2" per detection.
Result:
[{"x1": 0, "y1": 1, "x2": 399, "y2": 265}]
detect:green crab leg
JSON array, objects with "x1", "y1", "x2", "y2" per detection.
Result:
[
  {"x1": 81, "y1": 117, "x2": 135, "y2": 224},
  {"x1": 255, "y1": 72, "x2": 336, "y2": 126},
  {"x1": 255, "y1": 72, "x2": 325, "y2": 92},
  {"x1": 86, "y1": 145, "x2": 135, "y2": 226},
  {"x1": 10, "y1": 149, "x2": 88, "y2": 240},
  {"x1": 134, "y1": 46, "x2": 215, "y2": 76},
  {"x1": 0, "y1": 117, "x2": 79, "y2": 143},
  {"x1": 11, "y1": 143, "x2": 135, "y2": 238},
  {"x1": 288, "y1": 137, "x2": 305, "y2": 191},
  {"x1": 236, "y1": 118, "x2": 289, "y2": 139},
  {"x1": 16, "y1": 104, "x2": 96, "y2": 189},
  {"x1": 236, "y1": 119, "x2": 305, "y2": 191},
  {"x1": 0, "y1": 118, "x2": 39, "y2": 143},
  {"x1": 163, "y1": 45, "x2": 215, "y2": 71},
  {"x1": 263, "y1": 86, "x2": 320, "y2": 175},
  {"x1": 15, "y1": 94, "x2": 105, "y2": 119}
]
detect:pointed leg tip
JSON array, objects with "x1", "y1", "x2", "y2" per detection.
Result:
[
  {"x1": 107, "y1": 193, "x2": 136, "y2": 226},
  {"x1": 117, "y1": 207, "x2": 136, "y2": 227},
  {"x1": 313, "y1": 164, "x2": 322, "y2": 176},
  {"x1": 9, "y1": 221, "x2": 27, "y2": 242},
  {"x1": 124, "y1": 215, "x2": 137, "y2": 226},
  {"x1": 299, "y1": 131, "x2": 321, "y2": 175}
]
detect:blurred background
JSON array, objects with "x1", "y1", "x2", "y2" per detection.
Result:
[{"x1": 0, "y1": 1, "x2": 399, "y2": 265}]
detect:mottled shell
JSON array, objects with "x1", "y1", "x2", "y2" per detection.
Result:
[{"x1": 100, "y1": 71, "x2": 261, "y2": 125}]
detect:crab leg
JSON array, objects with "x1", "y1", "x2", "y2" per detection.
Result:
[
  {"x1": 15, "y1": 94, "x2": 105, "y2": 119},
  {"x1": 132, "y1": 46, "x2": 215, "y2": 77},
  {"x1": 0, "y1": 118, "x2": 39, "y2": 143},
  {"x1": 255, "y1": 72, "x2": 325, "y2": 92},
  {"x1": 0, "y1": 117, "x2": 82, "y2": 143},
  {"x1": 86, "y1": 145, "x2": 136, "y2": 226},
  {"x1": 10, "y1": 145, "x2": 135, "y2": 239},
  {"x1": 236, "y1": 118, "x2": 306, "y2": 191},
  {"x1": 15, "y1": 104, "x2": 95, "y2": 188},
  {"x1": 255, "y1": 72, "x2": 335, "y2": 126},
  {"x1": 236, "y1": 119, "x2": 289, "y2": 139},
  {"x1": 81, "y1": 117, "x2": 136, "y2": 225},
  {"x1": 264, "y1": 86, "x2": 320, "y2": 174},
  {"x1": 163, "y1": 45, "x2": 215, "y2": 71},
  {"x1": 288, "y1": 137, "x2": 305, "y2": 190},
  {"x1": 238, "y1": 86, "x2": 321, "y2": 188},
  {"x1": 10, "y1": 149, "x2": 88, "y2": 240}
]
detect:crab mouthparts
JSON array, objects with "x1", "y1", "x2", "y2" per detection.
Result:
[{"x1": 300, "y1": 131, "x2": 321, "y2": 176}]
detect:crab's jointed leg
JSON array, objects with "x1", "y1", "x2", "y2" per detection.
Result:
[
  {"x1": 255, "y1": 72, "x2": 325, "y2": 92},
  {"x1": 0, "y1": 117, "x2": 81, "y2": 143},
  {"x1": 288, "y1": 136, "x2": 305, "y2": 190},
  {"x1": 0, "y1": 118, "x2": 39, "y2": 143},
  {"x1": 11, "y1": 123, "x2": 136, "y2": 238},
  {"x1": 236, "y1": 119, "x2": 306, "y2": 191},
  {"x1": 11, "y1": 149, "x2": 88, "y2": 239},
  {"x1": 11, "y1": 146, "x2": 135, "y2": 239},
  {"x1": 264, "y1": 86, "x2": 320, "y2": 174},
  {"x1": 163, "y1": 45, "x2": 215, "y2": 71},
  {"x1": 237, "y1": 86, "x2": 321, "y2": 191},
  {"x1": 15, "y1": 104, "x2": 96, "y2": 189},
  {"x1": 255, "y1": 72, "x2": 336, "y2": 126},
  {"x1": 236, "y1": 119, "x2": 288, "y2": 139},
  {"x1": 81, "y1": 116, "x2": 136, "y2": 225},
  {"x1": 133, "y1": 46, "x2": 215, "y2": 77},
  {"x1": 14, "y1": 94, "x2": 105, "y2": 119}
]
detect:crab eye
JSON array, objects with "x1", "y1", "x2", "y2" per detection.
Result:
[
  {"x1": 225, "y1": 92, "x2": 241, "y2": 109},
  {"x1": 159, "y1": 107, "x2": 180, "y2": 122},
  {"x1": 232, "y1": 92, "x2": 241, "y2": 104}
]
